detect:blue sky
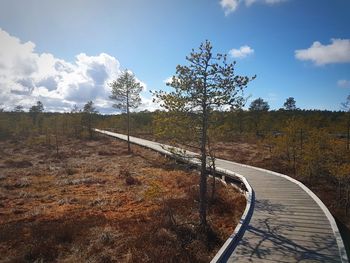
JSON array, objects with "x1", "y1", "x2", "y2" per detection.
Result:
[{"x1": 0, "y1": 0, "x2": 349, "y2": 112}]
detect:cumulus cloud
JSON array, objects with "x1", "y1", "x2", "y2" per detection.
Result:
[
  {"x1": 220, "y1": 0, "x2": 286, "y2": 14},
  {"x1": 338, "y1": 79, "x2": 350, "y2": 88},
  {"x1": 138, "y1": 97, "x2": 162, "y2": 112},
  {"x1": 295, "y1": 39, "x2": 350, "y2": 66},
  {"x1": 229, "y1": 45, "x2": 254, "y2": 58},
  {"x1": 0, "y1": 28, "x2": 155, "y2": 113}
]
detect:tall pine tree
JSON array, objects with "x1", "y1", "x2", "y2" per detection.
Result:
[
  {"x1": 154, "y1": 40, "x2": 255, "y2": 226},
  {"x1": 109, "y1": 70, "x2": 143, "y2": 153}
]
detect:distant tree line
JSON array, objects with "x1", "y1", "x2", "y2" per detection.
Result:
[{"x1": 0, "y1": 100, "x2": 99, "y2": 145}]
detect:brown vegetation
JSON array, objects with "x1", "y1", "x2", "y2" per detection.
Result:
[
  {"x1": 143, "y1": 127, "x2": 350, "y2": 239},
  {"x1": 194, "y1": 138, "x2": 350, "y2": 230},
  {"x1": 0, "y1": 136, "x2": 245, "y2": 263}
]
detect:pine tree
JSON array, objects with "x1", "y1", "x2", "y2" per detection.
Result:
[
  {"x1": 154, "y1": 40, "x2": 255, "y2": 226},
  {"x1": 82, "y1": 101, "x2": 98, "y2": 139},
  {"x1": 109, "y1": 70, "x2": 143, "y2": 153},
  {"x1": 283, "y1": 97, "x2": 297, "y2": 111}
]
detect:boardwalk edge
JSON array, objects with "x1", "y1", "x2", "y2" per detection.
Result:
[
  {"x1": 221, "y1": 159, "x2": 349, "y2": 263},
  {"x1": 210, "y1": 168, "x2": 255, "y2": 263}
]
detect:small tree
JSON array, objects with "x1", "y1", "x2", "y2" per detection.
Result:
[
  {"x1": 30, "y1": 101, "x2": 44, "y2": 112},
  {"x1": 273, "y1": 117, "x2": 304, "y2": 175},
  {"x1": 154, "y1": 40, "x2": 255, "y2": 226},
  {"x1": 153, "y1": 110, "x2": 194, "y2": 142},
  {"x1": 327, "y1": 141, "x2": 349, "y2": 198},
  {"x1": 71, "y1": 104, "x2": 80, "y2": 113},
  {"x1": 29, "y1": 101, "x2": 44, "y2": 132},
  {"x1": 249, "y1": 97, "x2": 269, "y2": 136},
  {"x1": 13, "y1": 105, "x2": 24, "y2": 112},
  {"x1": 12, "y1": 105, "x2": 25, "y2": 136},
  {"x1": 70, "y1": 105, "x2": 82, "y2": 138},
  {"x1": 300, "y1": 128, "x2": 329, "y2": 184},
  {"x1": 284, "y1": 97, "x2": 297, "y2": 111},
  {"x1": 109, "y1": 70, "x2": 143, "y2": 153},
  {"x1": 234, "y1": 108, "x2": 245, "y2": 135},
  {"x1": 327, "y1": 139, "x2": 350, "y2": 215},
  {"x1": 83, "y1": 101, "x2": 98, "y2": 139},
  {"x1": 249, "y1": 97, "x2": 269, "y2": 111}
]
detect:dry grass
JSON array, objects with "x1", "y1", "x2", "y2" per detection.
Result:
[{"x1": 0, "y1": 136, "x2": 245, "y2": 263}]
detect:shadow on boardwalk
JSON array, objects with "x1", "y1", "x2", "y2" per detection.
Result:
[{"x1": 236, "y1": 199, "x2": 339, "y2": 262}]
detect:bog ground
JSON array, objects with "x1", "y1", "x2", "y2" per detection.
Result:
[{"x1": 0, "y1": 136, "x2": 245, "y2": 263}]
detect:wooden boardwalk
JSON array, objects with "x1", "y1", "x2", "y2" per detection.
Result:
[
  {"x1": 217, "y1": 160, "x2": 347, "y2": 262},
  {"x1": 95, "y1": 129, "x2": 348, "y2": 263}
]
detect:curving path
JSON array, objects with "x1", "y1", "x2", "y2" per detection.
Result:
[
  {"x1": 95, "y1": 129, "x2": 348, "y2": 263},
  {"x1": 216, "y1": 160, "x2": 347, "y2": 263}
]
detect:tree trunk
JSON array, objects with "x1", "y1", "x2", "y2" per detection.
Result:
[
  {"x1": 127, "y1": 91, "x2": 131, "y2": 154},
  {"x1": 199, "y1": 107, "x2": 208, "y2": 226},
  {"x1": 211, "y1": 161, "x2": 216, "y2": 202},
  {"x1": 208, "y1": 137, "x2": 216, "y2": 202}
]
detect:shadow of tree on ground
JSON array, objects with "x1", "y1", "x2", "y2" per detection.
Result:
[{"x1": 233, "y1": 199, "x2": 340, "y2": 262}]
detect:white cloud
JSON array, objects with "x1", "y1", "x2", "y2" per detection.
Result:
[
  {"x1": 244, "y1": 0, "x2": 256, "y2": 6},
  {"x1": 0, "y1": 28, "x2": 157, "y2": 113},
  {"x1": 220, "y1": 0, "x2": 239, "y2": 15},
  {"x1": 295, "y1": 39, "x2": 350, "y2": 66},
  {"x1": 337, "y1": 79, "x2": 350, "y2": 88},
  {"x1": 220, "y1": 0, "x2": 286, "y2": 14},
  {"x1": 163, "y1": 76, "x2": 173, "y2": 84},
  {"x1": 246, "y1": 0, "x2": 286, "y2": 5},
  {"x1": 139, "y1": 97, "x2": 161, "y2": 112},
  {"x1": 267, "y1": 0, "x2": 285, "y2": 3},
  {"x1": 229, "y1": 45, "x2": 254, "y2": 58}
]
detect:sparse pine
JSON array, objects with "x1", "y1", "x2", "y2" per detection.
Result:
[{"x1": 109, "y1": 70, "x2": 143, "y2": 153}]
